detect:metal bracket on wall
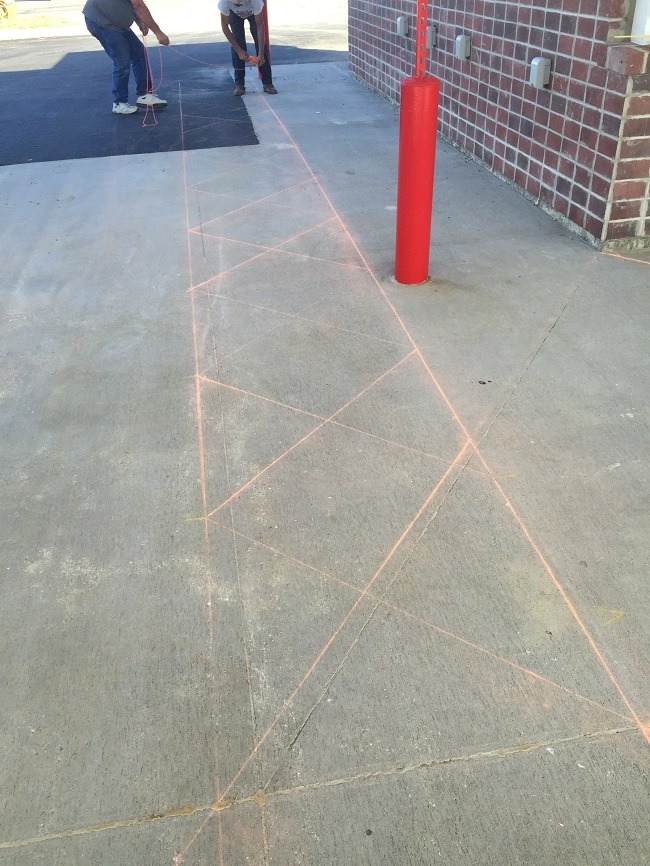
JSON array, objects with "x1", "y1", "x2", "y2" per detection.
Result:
[
  {"x1": 455, "y1": 34, "x2": 471, "y2": 60},
  {"x1": 396, "y1": 16, "x2": 409, "y2": 38}
]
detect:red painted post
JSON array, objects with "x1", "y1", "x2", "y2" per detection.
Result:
[
  {"x1": 394, "y1": 1, "x2": 440, "y2": 285},
  {"x1": 260, "y1": 0, "x2": 271, "y2": 80}
]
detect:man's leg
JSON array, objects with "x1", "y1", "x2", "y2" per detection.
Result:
[
  {"x1": 247, "y1": 14, "x2": 273, "y2": 87},
  {"x1": 229, "y1": 11, "x2": 247, "y2": 87},
  {"x1": 125, "y1": 28, "x2": 168, "y2": 107},
  {"x1": 85, "y1": 17, "x2": 131, "y2": 103},
  {"x1": 124, "y1": 28, "x2": 150, "y2": 97}
]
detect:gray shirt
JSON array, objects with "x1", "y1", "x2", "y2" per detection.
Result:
[{"x1": 83, "y1": 0, "x2": 137, "y2": 30}]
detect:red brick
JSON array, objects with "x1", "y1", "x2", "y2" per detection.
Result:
[
  {"x1": 588, "y1": 195, "x2": 608, "y2": 220},
  {"x1": 568, "y1": 79, "x2": 587, "y2": 102},
  {"x1": 531, "y1": 8, "x2": 545, "y2": 28},
  {"x1": 545, "y1": 151, "x2": 560, "y2": 172},
  {"x1": 631, "y1": 73, "x2": 650, "y2": 92},
  {"x1": 540, "y1": 186, "x2": 555, "y2": 207},
  {"x1": 585, "y1": 85, "x2": 605, "y2": 108},
  {"x1": 559, "y1": 155, "x2": 576, "y2": 178},
  {"x1": 552, "y1": 50, "x2": 572, "y2": 77},
  {"x1": 528, "y1": 177, "x2": 542, "y2": 198},
  {"x1": 616, "y1": 158, "x2": 650, "y2": 180},
  {"x1": 541, "y1": 168, "x2": 555, "y2": 187},
  {"x1": 546, "y1": 132, "x2": 562, "y2": 158},
  {"x1": 531, "y1": 142, "x2": 545, "y2": 162},
  {"x1": 584, "y1": 213, "x2": 604, "y2": 240},
  {"x1": 553, "y1": 76, "x2": 569, "y2": 96},
  {"x1": 569, "y1": 203, "x2": 587, "y2": 226},
  {"x1": 610, "y1": 199, "x2": 643, "y2": 221},
  {"x1": 574, "y1": 38, "x2": 593, "y2": 62},
  {"x1": 589, "y1": 65, "x2": 608, "y2": 88},
  {"x1": 629, "y1": 95, "x2": 650, "y2": 115},
  {"x1": 591, "y1": 173, "x2": 613, "y2": 199},
  {"x1": 574, "y1": 166, "x2": 591, "y2": 189},
  {"x1": 593, "y1": 153, "x2": 616, "y2": 178},
  {"x1": 620, "y1": 138, "x2": 650, "y2": 160},
  {"x1": 623, "y1": 116, "x2": 650, "y2": 138},
  {"x1": 571, "y1": 60, "x2": 591, "y2": 84},
  {"x1": 572, "y1": 184, "x2": 589, "y2": 207},
  {"x1": 607, "y1": 45, "x2": 649, "y2": 76},
  {"x1": 613, "y1": 179, "x2": 649, "y2": 199},
  {"x1": 591, "y1": 43, "x2": 608, "y2": 67},
  {"x1": 598, "y1": 135, "x2": 619, "y2": 159},
  {"x1": 577, "y1": 144, "x2": 596, "y2": 168},
  {"x1": 604, "y1": 91, "x2": 626, "y2": 115},
  {"x1": 555, "y1": 195, "x2": 571, "y2": 217},
  {"x1": 605, "y1": 219, "x2": 640, "y2": 240},
  {"x1": 577, "y1": 16, "x2": 596, "y2": 40},
  {"x1": 581, "y1": 126, "x2": 599, "y2": 149},
  {"x1": 564, "y1": 119, "x2": 581, "y2": 141},
  {"x1": 602, "y1": 112, "x2": 623, "y2": 137},
  {"x1": 514, "y1": 168, "x2": 527, "y2": 187}
]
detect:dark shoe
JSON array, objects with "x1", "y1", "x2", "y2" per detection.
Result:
[
  {"x1": 263, "y1": 84, "x2": 277, "y2": 94},
  {"x1": 234, "y1": 84, "x2": 245, "y2": 96}
]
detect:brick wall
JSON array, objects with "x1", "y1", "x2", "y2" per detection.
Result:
[{"x1": 349, "y1": 1, "x2": 650, "y2": 248}]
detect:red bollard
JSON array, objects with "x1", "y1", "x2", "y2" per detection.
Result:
[
  {"x1": 394, "y1": 75, "x2": 440, "y2": 284},
  {"x1": 260, "y1": 0, "x2": 271, "y2": 80}
]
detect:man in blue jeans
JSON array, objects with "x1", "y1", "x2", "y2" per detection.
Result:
[
  {"x1": 219, "y1": 0, "x2": 277, "y2": 96},
  {"x1": 83, "y1": 0, "x2": 170, "y2": 115}
]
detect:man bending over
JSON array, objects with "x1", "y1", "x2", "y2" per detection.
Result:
[
  {"x1": 219, "y1": 0, "x2": 277, "y2": 96},
  {"x1": 84, "y1": 0, "x2": 170, "y2": 115}
]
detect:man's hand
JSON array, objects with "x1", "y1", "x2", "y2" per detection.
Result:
[
  {"x1": 236, "y1": 48, "x2": 248, "y2": 62},
  {"x1": 256, "y1": 52, "x2": 264, "y2": 66},
  {"x1": 132, "y1": 0, "x2": 169, "y2": 45}
]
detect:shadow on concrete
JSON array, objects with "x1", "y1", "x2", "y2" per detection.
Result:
[{"x1": 0, "y1": 40, "x2": 346, "y2": 165}]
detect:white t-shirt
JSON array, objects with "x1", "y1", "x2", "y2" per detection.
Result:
[{"x1": 218, "y1": 0, "x2": 264, "y2": 19}]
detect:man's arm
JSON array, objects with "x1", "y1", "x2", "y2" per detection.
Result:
[
  {"x1": 220, "y1": 14, "x2": 250, "y2": 61},
  {"x1": 131, "y1": 0, "x2": 170, "y2": 45}
]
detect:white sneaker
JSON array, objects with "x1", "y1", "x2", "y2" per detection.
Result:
[
  {"x1": 136, "y1": 93, "x2": 168, "y2": 108},
  {"x1": 112, "y1": 102, "x2": 138, "y2": 115}
]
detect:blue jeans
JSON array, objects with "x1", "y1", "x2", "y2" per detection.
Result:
[
  {"x1": 85, "y1": 16, "x2": 149, "y2": 103},
  {"x1": 229, "y1": 11, "x2": 273, "y2": 87}
]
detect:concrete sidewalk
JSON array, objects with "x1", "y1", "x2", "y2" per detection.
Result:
[{"x1": 1, "y1": 42, "x2": 649, "y2": 866}]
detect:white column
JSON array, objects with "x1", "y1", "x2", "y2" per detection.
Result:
[{"x1": 631, "y1": 0, "x2": 650, "y2": 46}]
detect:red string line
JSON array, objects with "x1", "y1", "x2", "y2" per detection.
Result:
[{"x1": 141, "y1": 35, "x2": 164, "y2": 127}]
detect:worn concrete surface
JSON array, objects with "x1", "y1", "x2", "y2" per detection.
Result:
[{"x1": 1, "y1": 8, "x2": 649, "y2": 866}]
